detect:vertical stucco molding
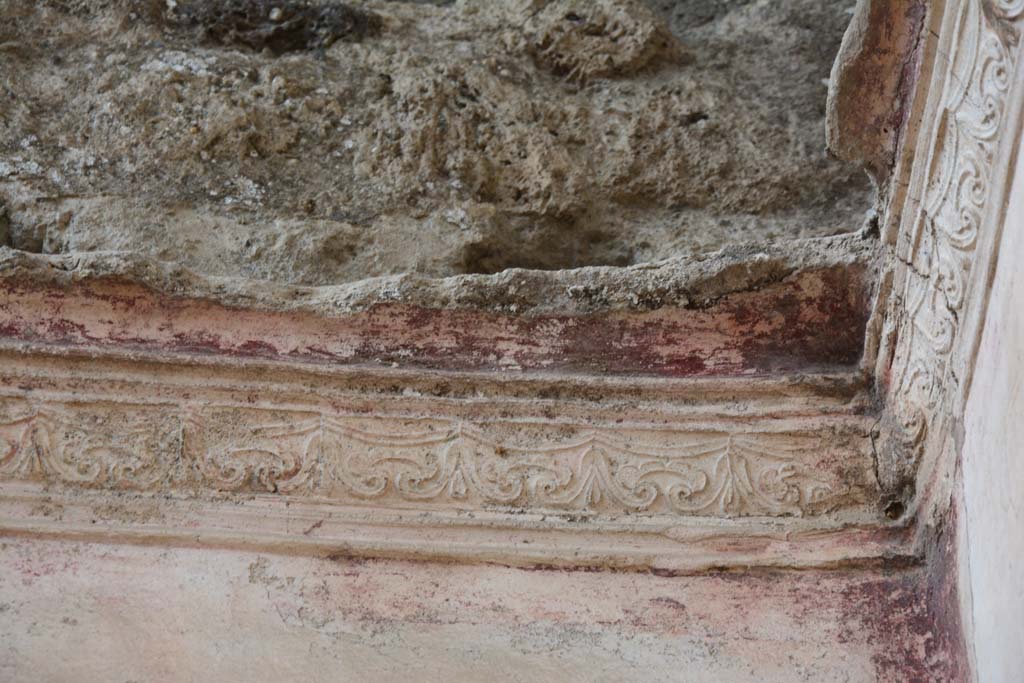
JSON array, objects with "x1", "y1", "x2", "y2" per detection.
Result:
[
  {"x1": 874, "y1": 6, "x2": 1024, "y2": 676},
  {"x1": 877, "y1": 0, "x2": 1023, "y2": 521}
]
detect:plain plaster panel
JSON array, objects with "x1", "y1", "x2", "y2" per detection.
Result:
[
  {"x1": 962, "y1": 134, "x2": 1024, "y2": 682},
  {"x1": 0, "y1": 537, "x2": 954, "y2": 682}
]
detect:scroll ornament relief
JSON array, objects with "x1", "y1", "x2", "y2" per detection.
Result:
[
  {"x1": 889, "y1": 0, "x2": 1022, "y2": 457},
  {"x1": 0, "y1": 398, "x2": 859, "y2": 518}
]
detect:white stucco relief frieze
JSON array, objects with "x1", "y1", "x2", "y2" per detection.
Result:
[{"x1": 0, "y1": 397, "x2": 870, "y2": 518}]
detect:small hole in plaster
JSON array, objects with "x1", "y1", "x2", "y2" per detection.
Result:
[{"x1": 884, "y1": 501, "x2": 905, "y2": 520}]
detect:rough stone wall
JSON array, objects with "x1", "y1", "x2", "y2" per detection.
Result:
[{"x1": 0, "y1": 0, "x2": 871, "y2": 285}]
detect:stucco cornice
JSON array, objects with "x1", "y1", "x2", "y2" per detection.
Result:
[{"x1": 0, "y1": 341, "x2": 898, "y2": 572}]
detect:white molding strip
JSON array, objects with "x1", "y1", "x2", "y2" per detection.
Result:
[{"x1": 0, "y1": 482, "x2": 911, "y2": 573}]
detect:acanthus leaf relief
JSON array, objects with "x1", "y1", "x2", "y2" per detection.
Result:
[{"x1": 0, "y1": 401, "x2": 180, "y2": 489}]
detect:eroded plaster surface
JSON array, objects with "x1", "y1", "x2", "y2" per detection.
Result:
[{"x1": 0, "y1": 234, "x2": 874, "y2": 376}]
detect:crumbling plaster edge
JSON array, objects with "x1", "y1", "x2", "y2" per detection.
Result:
[{"x1": 0, "y1": 231, "x2": 874, "y2": 319}]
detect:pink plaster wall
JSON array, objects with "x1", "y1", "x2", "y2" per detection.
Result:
[
  {"x1": 0, "y1": 265, "x2": 869, "y2": 377},
  {"x1": 0, "y1": 537, "x2": 961, "y2": 682}
]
